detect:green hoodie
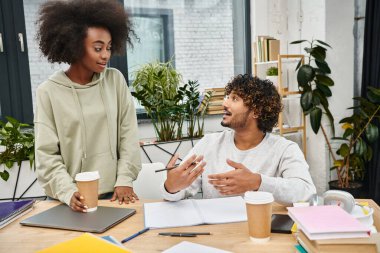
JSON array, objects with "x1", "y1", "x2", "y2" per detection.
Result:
[{"x1": 34, "y1": 68, "x2": 141, "y2": 205}]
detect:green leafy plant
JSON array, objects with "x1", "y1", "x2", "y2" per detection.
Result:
[
  {"x1": 178, "y1": 80, "x2": 212, "y2": 138},
  {"x1": 132, "y1": 60, "x2": 183, "y2": 141},
  {"x1": 0, "y1": 116, "x2": 35, "y2": 181},
  {"x1": 291, "y1": 39, "x2": 335, "y2": 137},
  {"x1": 331, "y1": 87, "x2": 380, "y2": 188},
  {"x1": 266, "y1": 66, "x2": 278, "y2": 76}
]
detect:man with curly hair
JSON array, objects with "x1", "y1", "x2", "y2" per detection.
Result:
[
  {"x1": 162, "y1": 74, "x2": 316, "y2": 205},
  {"x1": 34, "y1": 0, "x2": 141, "y2": 212}
]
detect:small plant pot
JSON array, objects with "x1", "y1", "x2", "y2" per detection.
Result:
[
  {"x1": 328, "y1": 180, "x2": 364, "y2": 198},
  {"x1": 266, "y1": 76, "x2": 278, "y2": 87}
]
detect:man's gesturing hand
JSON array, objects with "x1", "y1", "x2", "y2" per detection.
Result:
[{"x1": 208, "y1": 159, "x2": 262, "y2": 195}]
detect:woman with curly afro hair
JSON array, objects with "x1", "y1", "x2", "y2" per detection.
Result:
[
  {"x1": 34, "y1": 0, "x2": 141, "y2": 212},
  {"x1": 163, "y1": 74, "x2": 316, "y2": 205}
]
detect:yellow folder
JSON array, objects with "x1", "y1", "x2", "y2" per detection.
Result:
[{"x1": 37, "y1": 233, "x2": 131, "y2": 253}]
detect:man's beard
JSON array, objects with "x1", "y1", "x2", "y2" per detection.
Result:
[{"x1": 221, "y1": 110, "x2": 250, "y2": 129}]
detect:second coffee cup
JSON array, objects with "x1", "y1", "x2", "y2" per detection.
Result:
[
  {"x1": 75, "y1": 171, "x2": 100, "y2": 212},
  {"x1": 244, "y1": 191, "x2": 274, "y2": 242}
]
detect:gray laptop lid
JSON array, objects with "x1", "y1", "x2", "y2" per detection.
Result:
[{"x1": 20, "y1": 204, "x2": 136, "y2": 233}]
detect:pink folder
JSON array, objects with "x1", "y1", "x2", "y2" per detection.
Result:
[{"x1": 287, "y1": 205, "x2": 370, "y2": 240}]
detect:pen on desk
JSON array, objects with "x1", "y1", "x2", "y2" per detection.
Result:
[
  {"x1": 121, "y1": 227, "x2": 150, "y2": 243},
  {"x1": 158, "y1": 233, "x2": 197, "y2": 237},
  {"x1": 159, "y1": 232, "x2": 211, "y2": 236}
]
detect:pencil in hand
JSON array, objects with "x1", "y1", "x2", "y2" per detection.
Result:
[
  {"x1": 154, "y1": 161, "x2": 199, "y2": 173},
  {"x1": 154, "y1": 164, "x2": 180, "y2": 173}
]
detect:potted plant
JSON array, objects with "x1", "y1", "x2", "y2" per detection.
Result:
[
  {"x1": 0, "y1": 116, "x2": 39, "y2": 200},
  {"x1": 131, "y1": 60, "x2": 183, "y2": 141},
  {"x1": 132, "y1": 61, "x2": 213, "y2": 142},
  {"x1": 291, "y1": 39, "x2": 335, "y2": 139},
  {"x1": 178, "y1": 80, "x2": 212, "y2": 138},
  {"x1": 329, "y1": 87, "x2": 380, "y2": 196},
  {"x1": 0, "y1": 116, "x2": 34, "y2": 181},
  {"x1": 266, "y1": 66, "x2": 278, "y2": 87}
]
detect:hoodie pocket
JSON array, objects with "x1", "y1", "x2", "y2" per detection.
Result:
[{"x1": 81, "y1": 151, "x2": 117, "y2": 193}]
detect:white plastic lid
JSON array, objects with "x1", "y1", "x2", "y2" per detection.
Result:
[
  {"x1": 75, "y1": 171, "x2": 100, "y2": 182},
  {"x1": 244, "y1": 191, "x2": 274, "y2": 205}
]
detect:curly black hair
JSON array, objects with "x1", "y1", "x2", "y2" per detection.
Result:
[
  {"x1": 225, "y1": 74, "x2": 282, "y2": 132},
  {"x1": 36, "y1": 0, "x2": 134, "y2": 64}
]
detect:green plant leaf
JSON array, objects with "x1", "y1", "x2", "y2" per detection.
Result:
[
  {"x1": 365, "y1": 123, "x2": 379, "y2": 143},
  {"x1": 339, "y1": 116, "x2": 354, "y2": 124},
  {"x1": 366, "y1": 146, "x2": 373, "y2": 161},
  {"x1": 310, "y1": 107, "x2": 322, "y2": 134},
  {"x1": 297, "y1": 65, "x2": 315, "y2": 86},
  {"x1": 5, "y1": 160, "x2": 14, "y2": 169},
  {"x1": 316, "y1": 40, "x2": 332, "y2": 48},
  {"x1": 321, "y1": 101, "x2": 336, "y2": 135},
  {"x1": 315, "y1": 59, "x2": 331, "y2": 74},
  {"x1": 304, "y1": 47, "x2": 312, "y2": 53},
  {"x1": 295, "y1": 59, "x2": 303, "y2": 71},
  {"x1": 338, "y1": 143, "x2": 350, "y2": 157},
  {"x1": 316, "y1": 83, "x2": 332, "y2": 97},
  {"x1": 343, "y1": 128, "x2": 353, "y2": 139},
  {"x1": 355, "y1": 138, "x2": 366, "y2": 156},
  {"x1": 290, "y1": 40, "x2": 308, "y2": 44},
  {"x1": 0, "y1": 170, "x2": 9, "y2": 181},
  {"x1": 315, "y1": 75, "x2": 334, "y2": 86},
  {"x1": 311, "y1": 46, "x2": 326, "y2": 61},
  {"x1": 301, "y1": 91, "x2": 313, "y2": 111},
  {"x1": 367, "y1": 87, "x2": 380, "y2": 103}
]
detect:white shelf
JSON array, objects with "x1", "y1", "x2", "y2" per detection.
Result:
[{"x1": 254, "y1": 58, "x2": 300, "y2": 65}]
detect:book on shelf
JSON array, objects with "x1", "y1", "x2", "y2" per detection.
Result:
[
  {"x1": 0, "y1": 199, "x2": 35, "y2": 229},
  {"x1": 268, "y1": 39, "x2": 280, "y2": 61},
  {"x1": 207, "y1": 106, "x2": 224, "y2": 111},
  {"x1": 208, "y1": 101, "x2": 223, "y2": 106},
  {"x1": 144, "y1": 196, "x2": 246, "y2": 229},
  {"x1": 254, "y1": 36, "x2": 280, "y2": 62},
  {"x1": 209, "y1": 96, "x2": 224, "y2": 103},
  {"x1": 205, "y1": 88, "x2": 225, "y2": 96},
  {"x1": 297, "y1": 230, "x2": 378, "y2": 253},
  {"x1": 206, "y1": 110, "x2": 224, "y2": 115},
  {"x1": 287, "y1": 205, "x2": 370, "y2": 240}
]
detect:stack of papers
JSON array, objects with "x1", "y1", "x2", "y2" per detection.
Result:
[
  {"x1": 0, "y1": 199, "x2": 35, "y2": 229},
  {"x1": 297, "y1": 230, "x2": 378, "y2": 253},
  {"x1": 287, "y1": 205, "x2": 370, "y2": 240}
]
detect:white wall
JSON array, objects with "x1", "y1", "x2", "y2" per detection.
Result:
[{"x1": 251, "y1": 0, "x2": 355, "y2": 194}]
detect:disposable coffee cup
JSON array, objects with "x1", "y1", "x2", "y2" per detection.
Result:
[
  {"x1": 75, "y1": 171, "x2": 100, "y2": 212},
  {"x1": 244, "y1": 191, "x2": 274, "y2": 242}
]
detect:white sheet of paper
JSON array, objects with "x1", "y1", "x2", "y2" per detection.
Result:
[
  {"x1": 195, "y1": 197, "x2": 247, "y2": 224},
  {"x1": 144, "y1": 196, "x2": 246, "y2": 229},
  {"x1": 144, "y1": 199, "x2": 202, "y2": 228},
  {"x1": 162, "y1": 241, "x2": 232, "y2": 253}
]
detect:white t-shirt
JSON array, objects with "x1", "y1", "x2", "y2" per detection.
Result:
[{"x1": 161, "y1": 130, "x2": 316, "y2": 205}]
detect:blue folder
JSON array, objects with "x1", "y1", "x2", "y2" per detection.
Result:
[{"x1": 0, "y1": 199, "x2": 35, "y2": 229}]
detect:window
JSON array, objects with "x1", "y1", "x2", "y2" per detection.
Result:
[
  {"x1": 124, "y1": 0, "x2": 251, "y2": 116},
  {"x1": 127, "y1": 8, "x2": 174, "y2": 82}
]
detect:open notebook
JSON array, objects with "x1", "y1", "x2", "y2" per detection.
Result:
[{"x1": 144, "y1": 196, "x2": 247, "y2": 229}]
